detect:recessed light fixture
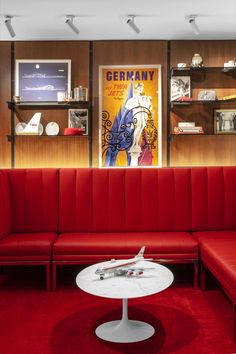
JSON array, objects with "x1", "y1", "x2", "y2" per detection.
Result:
[
  {"x1": 65, "y1": 15, "x2": 79, "y2": 35},
  {"x1": 186, "y1": 15, "x2": 200, "y2": 35},
  {"x1": 4, "y1": 15, "x2": 16, "y2": 38},
  {"x1": 127, "y1": 15, "x2": 140, "y2": 34}
]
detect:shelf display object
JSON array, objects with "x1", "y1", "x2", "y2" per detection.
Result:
[{"x1": 170, "y1": 66, "x2": 236, "y2": 136}]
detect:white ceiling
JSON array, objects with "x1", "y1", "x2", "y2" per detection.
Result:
[{"x1": 0, "y1": 0, "x2": 236, "y2": 41}]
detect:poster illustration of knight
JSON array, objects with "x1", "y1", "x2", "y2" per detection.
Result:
[{"x1": 99, "y1": 65, "x2": 162, "y2": 167}]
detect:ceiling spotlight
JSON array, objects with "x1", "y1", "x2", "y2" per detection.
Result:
[
  {"x1": 186, "y1": 15, "x2": 200, "y2": 35},
  {"x1": 127, "y1": 15, "x2": 140, "y2": 34},
  {"x1": 65, "y1": 15, "x2": 79, "y2": 35},
  {"x1": 4, "y1": 15, "x2": 16, "y2": 38}
]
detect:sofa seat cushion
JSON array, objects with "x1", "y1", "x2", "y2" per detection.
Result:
[
  {"x1": 194, "y1": 235, "x2": 236, "y2": 300},
  {"x1": 53, "y1": 232, "x2": 198, "y2": 261},
  {"x1": 0, "y1": 233, "x2": 57, "y2": 261}
]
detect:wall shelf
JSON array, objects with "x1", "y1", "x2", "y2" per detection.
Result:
[{"x1": 7, "y1": 101, "x2": 89, "y2": 109}]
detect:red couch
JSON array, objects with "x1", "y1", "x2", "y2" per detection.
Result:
[
  {"x1": 0, "y1": 169, "x2": 59, "y2": 291},
  {"x1": 0, "y1": 167, "x2": 236, "y2": 340},
  {"x1": 190, "y1": 167, "x2": 236, "y2": 341},
  {"x1": 53, "y1": 168, "x2": 198, "y2": 290}
]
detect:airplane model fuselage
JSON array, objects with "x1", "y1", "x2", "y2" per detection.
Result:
[{"x1": 95, "y1": 246, "x2": 153, "y2": 280}]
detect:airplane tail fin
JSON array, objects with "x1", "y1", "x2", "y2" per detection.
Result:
[{"x1": 135, "y1": 246, "x2": 145, "y2": 259}]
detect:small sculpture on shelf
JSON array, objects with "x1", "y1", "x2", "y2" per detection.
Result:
[{"x1": 191, "y1": 53, "x2": 203, "y2": 68}]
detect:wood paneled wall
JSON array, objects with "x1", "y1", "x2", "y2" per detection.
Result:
[
  {"x1": 0, "y1": 42, "x2": 11, "y2": 168},
  {"x1": 92, "y1": 41, "x2": 168, "y2": 167},
  {"x1": 0, "y1": 41, "x2": 90, "y2": 168},
  {"x1": 170, "y1": 40, "x2": 236, "y2": 166},
  {"x1": 0, "y1": 40, "x2": 235, "y2": 168}
]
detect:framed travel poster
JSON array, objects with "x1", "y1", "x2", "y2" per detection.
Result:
[{"x1": 99, "y1": 65, "x2": 162, "y2": 167}]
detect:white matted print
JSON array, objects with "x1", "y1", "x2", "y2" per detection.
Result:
[
  {"x1": 170, "y1": 76, "x2": 191, "y2": 101},
  {"x1": 214, "y1": 109, "x2": 236, "y2": 134},
  {"x1": 68, "y1": 109, "x2": 88, "y2": 135}
]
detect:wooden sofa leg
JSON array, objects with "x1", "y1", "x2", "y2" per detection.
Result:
[
  {"x1": 200, "y1": 262, "x2": 206, "y2": 291},
  {"x1": 194, "y1": 261, "x2": 199, "y2": 289},
  {"x1": 234, "y1": 304, "x2": 236, "y2": 342},
  {"x1": 46, "y1": 263, "x2": 51, "y2": 292},
  {"x1": 52, "y1": 262, "x2": 57, "y2": 291}
]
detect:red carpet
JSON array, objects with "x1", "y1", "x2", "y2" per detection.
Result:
[{"x1": 0, "y1": 268, "x2": 236, "y2": 354}]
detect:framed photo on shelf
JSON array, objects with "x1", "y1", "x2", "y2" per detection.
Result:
[
  {"x1": 214, "y1": 109, "x2": 236, "y2": 134},
  {"x1": 170, "y1": 76, "x2": 191, "y2": 101},
  {"x1": 68, "y1": 109, "x2": 88, "y2": 135},
  {"x1": 15, "y1": 59, "x2": 71, "y2": 102}
]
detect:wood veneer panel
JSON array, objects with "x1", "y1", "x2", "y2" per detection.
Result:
[
  {"x1": 93, "y1": 40, "x2": 168, "y2": 167},
  {"x1": 13, "y1": 41, "x2": 90, "y2": 168},
  {"x1": 14, "y1": 136, "x2": 89, "y2": 168},
  {"x1": 170, "y1": 40, "x2": 236, "y2": 67},
  {"x1": 170, "y1": 135, "x2": 236, "y2": 167},
  {"x1": 0, "y1": 42, "x2": 11, "y2": 168},
  {"x1": 170, "y1": 40, "x2": 236, "y2": 166}
]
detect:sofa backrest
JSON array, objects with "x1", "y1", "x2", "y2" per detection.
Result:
[
  {"x1": 0, "y1": 171, "x2": 11, "y2": 239},
  {"x1": 59, "y1": 168, "x2": 191, "y2": 233},
  {"x1": 6, "y1": 169, "x2": 59, "y2": 233},
  {"x1": 191, "y1": 167, "x2": 236, "y2": 231}
]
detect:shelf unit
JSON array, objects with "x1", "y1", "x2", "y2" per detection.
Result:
[
  {"x1": 7, "y1": 100, "x2": 91, "y2": 167},
  {"x1": 169, "y1": 66, "x2": 236, "y2": 136}
]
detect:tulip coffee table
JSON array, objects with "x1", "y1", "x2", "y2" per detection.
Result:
[{"x1": 76, "y1": 260, "x2": 174, "y2": 343}]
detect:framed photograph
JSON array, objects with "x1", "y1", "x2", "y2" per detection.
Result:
[
  {"x1": 15, "y1": 59, "x2": 71, "y2": 102},
  {"x1": 214, "y1": 109, "x2": 236, "y2": 134},
  {"x1": 68, "y1": 109, "x2": 88, "y2": 135},
  {"x1": 170, "y1": 76, "x2": 191, "y2": 101}
]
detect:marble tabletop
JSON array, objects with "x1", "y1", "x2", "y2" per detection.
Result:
[{"x1": 76, "y1": 260, "x2": 174, "y2": 299}]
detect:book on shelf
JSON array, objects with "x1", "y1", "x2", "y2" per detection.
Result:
[
  {"x1": 173, "y1": 126, "x2": 204, "y2": 134},
  {"x1": 178, "y1": 122, "x2": 195, "y2": 128}
]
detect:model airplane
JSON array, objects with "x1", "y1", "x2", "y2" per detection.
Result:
[{"x1": 95, "y1": 246, "x2": 153, "y2": 280}]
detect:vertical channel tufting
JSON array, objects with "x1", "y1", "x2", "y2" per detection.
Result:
[
  {"x1": 174, "y1": 168, "x2": 191, "y2": 231},
  {"x1": 191, "y1": 167, "x2": 208, "y2": 231},
  {"x1": 74, "y1": 168, "x2": 92, "y2": 232},
  {"x1": 25, "y1": 170, "x2": 41, "y2": 232},
  {"x1": 108, "y1": 169, "x2": 125, "y2": 232},
  {"x1": 0, "y1": 171, "x2": 11, "y2": 238},
  {"x1": 223, "y1": 167, "x2": 236, "y2": 230},
  {"x1": 73, "y1": 169, "x2": 93, "y2": 232},
  {"x1": 92, "y1": 168, "x2": 109, "y2": 232},
  {"x1": 7, "y1": 169, "x2": 26, "y2": 232},
  {"x1": 158, "y1": 168, "x2": 175, "y2": 231},
  {"x1": 141, "y1": 169, "x2": 159, "y2": 231},
  {"x1": 42, "y1": 169, "x2": 59, "y2": 232},
  {"x1": 207, "y1": 167, "x2": 224, "y2": 230},
  {"x1": 125, "y1": 169, "x2": 142, "y2": 232},
  {"x1": 59, "y1": 169, "x2": 76, "y2": 232}
]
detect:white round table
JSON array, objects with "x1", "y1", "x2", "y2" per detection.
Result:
[{"x1": 76, "y1": 260, "x2": 174, "y2": 343}]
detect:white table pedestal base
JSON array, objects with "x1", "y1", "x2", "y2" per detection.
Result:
[{"x1": 95, "y1": 298, "x2": 155, "y2": 343}]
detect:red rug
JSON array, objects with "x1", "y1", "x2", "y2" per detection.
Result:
[{"x1": 0, "y1": 270, "x2": 236, "y2": 354}]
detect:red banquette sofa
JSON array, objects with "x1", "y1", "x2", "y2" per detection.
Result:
[{"x1": 0, "y1": 167, "x2": 236, "y2": 340}]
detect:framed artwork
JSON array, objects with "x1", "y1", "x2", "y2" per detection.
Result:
[
  {"x1": 99, "y1": 65, "x2": 162, "y2": 168},
  {"x1": 68, "y1": 109, "x2": 88, "y2": 135},
  {"x1": 15, "y1": 59, "x2": 71, "y2": 102},
  {"x1": 170, "y1": 76, "x2": 191, "y2": 101},
  {"x1": 214, "y1": 109, "x2": 236, "y2": 134}
]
